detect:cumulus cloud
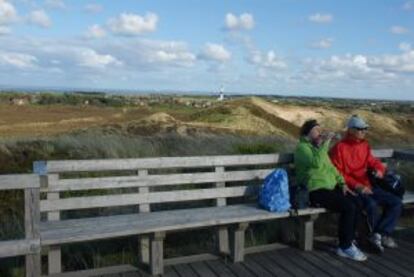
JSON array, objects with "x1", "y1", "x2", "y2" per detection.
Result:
[
  {"x1": 310, "y1": 38, "x2": 334, "y2": 49},
  {"x1": 85, "y1": 24, "x2": 106, "y2": 39},
  {"x1": 28, "y1": 10, "x2": 51, "y2": 28},
  {"x1": 198, "y1": 43, "x2": 231, "y2": 62},
  {"x1": 369, "y1": 47, "x2": 414, "y2": 73},
  {"x1": 84, "y1": 3, "x2": 103, "y2": 14},
  {"x1": 390, "y1": 25, "x2": 409, "y2": 34},
  {"x1": 308, "y1": 13, "x2": 333, "y2": 23},
  {"x1": 0, "y1": 50, "x2": 37, "y2": 68},
  {"x1": 77, "y1": 49, "x2": 122, "y2": 69},
  {"x1": 225, "y1": 13, "x2": 254, "y2": 31},
  {"x1": 45, "y1": 0, "x2": 66, "y2": 10},
  {"x1": 108, "y1": 12, "x2": 158, "y2": 36},
  {"x1": 248, "y1": 50, "x2": 287, "y2": 69},
  {"x1": 0, "y1": 0, "x2": 18, "y2": 25}
]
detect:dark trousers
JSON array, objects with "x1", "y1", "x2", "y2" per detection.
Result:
[
  {"x1": 310, "y1": 187, "x2": 358, "y2": 249},
  {"x1": 357, "y1": 186, "x2": 402, "y2": 236}
]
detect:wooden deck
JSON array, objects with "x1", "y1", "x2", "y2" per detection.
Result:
[{"x1": 84, "y1": 235, "x2": 414, "y2": 277}]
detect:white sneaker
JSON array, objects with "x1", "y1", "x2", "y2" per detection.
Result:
[
  {"x1": 336, "y1": 244, "x2": 367, "y2": 262},
  {"x1": 382, "y1": 236, "x2": 398, "y2": 248},
  {"x1": 368, "y1": 233, "x2": 384, "y2": 253}
]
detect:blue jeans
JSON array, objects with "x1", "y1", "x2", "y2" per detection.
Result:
[{"x1": 358, "y1": 186, "x2": 402, "y2": 236}]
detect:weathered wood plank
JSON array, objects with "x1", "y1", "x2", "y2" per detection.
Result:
[
  {"x1": 45, "y1": 265, "x2": 138, "y2": 277},
  {"x1": 0, "y1": 174, "x2": 40, "y2": 190},
  {"x1": 204, "y1": 259, "x2": 237, "y2": 277},
  {"x1": 42, "y1": 154, "x2": 293, "y2": 173},
  {"x1": 188, "y1": 261, "x2": 218, "y2": 277},
  {"x1": 298, "y1": 214, "x2": 318, "y2": 251},
  {"x1": 46, "y1": 175, "x2": 62, "y2": 275},
  {"x1": 249, "y1": 253, "x2": 293, "y2": 277},
  {"x1": 0, "y1": 239, "x2": 40, "y2": 258},
  {"x1": 229, "y1": 223, "x2": 248, "y2": 262},
  {"x1": 138, "y1": 170, "x2": 150, "y2": 265},
  {"x1": 25, "y1": 188, "x2": 41, "y2": 277},
  {"x1": 40, "y1": 186, "x2": 259, "y2": 212},
  {"x1": 150, "y1": 232, "x2": 165, "y2": 276},
  {"x1": 44, "y1": 169, "x2": 271, "y2": 192},
  {"x1": 40, "y1": 205, "x2": 325, "y2": 245}
]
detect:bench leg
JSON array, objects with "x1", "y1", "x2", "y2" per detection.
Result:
[
  {"x1": 26, "y1": 253, "x2": 41, "y2": 277},
  {"x1": 298, "y1": 214, "x2": 319, "y2": 251},
  {"x1": 229, "y1": 223, "x2": 249, "y2": 262},
  {"x1": 48, "y1": 246, "x2": 62, "y2": 274},
  {"x1": 139, "y1": 236, "x2": 150, "y2": 265},
  {"x1": 150, "y1": 232, "x2": 165, "y2": 276},
  {"x1": 217, "y1": 226, "x2": 230, "y2": 255}
]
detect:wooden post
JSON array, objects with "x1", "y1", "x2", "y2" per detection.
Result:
[
  {"x1": 45, "y1": 174, "x2": 62, "y2": 274},
  {"x1": 138, "y1": 169, "x2": 150, "y2": 265},
  {"x1": 150, "y1": 232, "x2": 165, "y2": 276},
  {"x1": 229, "y1": 222, "x2": 249, "y2": 262},
  {"x1": 298, "y1": 214, "x2": 319, "y2": 251},
  {"x1": 215, "y1": 166, "x2": 230, "y2": 255},
  {"x1": 25, "y1": 185, "x2": 41, "y2": 277}
]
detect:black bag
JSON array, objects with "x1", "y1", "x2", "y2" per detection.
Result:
[
  {"x1": 289, "y1": 183, "x2": 309, "y2": 210},
  {"x1": 370, "y1": 170, "x2": 405, "y2": 199}
]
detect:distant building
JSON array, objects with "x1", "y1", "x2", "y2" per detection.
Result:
[{"x1": 218, "y1": 86, "x2": 225, "y2": 101}]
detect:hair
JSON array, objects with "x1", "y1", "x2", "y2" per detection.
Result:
[{"x1": 300, "y1": 119, "x2": 319, "y2": 137}]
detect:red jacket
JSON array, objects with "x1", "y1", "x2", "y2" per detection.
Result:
[{"x1": 329, "y1": 135, "x2": 385, "y2": 190}]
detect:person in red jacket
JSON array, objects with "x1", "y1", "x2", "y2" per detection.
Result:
[{"x1": 330, "y1": 115, "x2": 402, "y2": 253}]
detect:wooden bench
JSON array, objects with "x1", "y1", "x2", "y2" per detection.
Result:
[{"x1": 1, "y1": 149, "x2": 412, "y2": 276}]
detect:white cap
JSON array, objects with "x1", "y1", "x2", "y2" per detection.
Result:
[{"x1": 347, "y1": 115, "x2": 369, "y2": 129}]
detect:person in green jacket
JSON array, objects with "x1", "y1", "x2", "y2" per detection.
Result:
[{"x1": 294, "y1": 119, "x2": 367, "y2": 261}]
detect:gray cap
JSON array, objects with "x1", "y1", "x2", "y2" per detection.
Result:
[{"x1": 347, "y1": 115, "x2": 369, "y2": 129}]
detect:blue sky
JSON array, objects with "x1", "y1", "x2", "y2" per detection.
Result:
[{"x1": 0, "y1": 0, "x2": 414, "y2": 100}]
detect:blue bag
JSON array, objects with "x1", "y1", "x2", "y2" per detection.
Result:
[{"x1": 259, "y1": 169, "x2": 291, "y2": 212}]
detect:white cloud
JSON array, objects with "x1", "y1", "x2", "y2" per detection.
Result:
[
  {"x1": 225, "y1": 13, "x2": 254, "y2": 31},
  {"x1": 45, "y1": 0, "x2": 66, "y2": 9},
  {"x1": 308, "y1": 13, "x2": 333, "y2": 23},
  {"x1": 77, "y1": 49, "x2": 122, "y2": 69},
  {"x1": 108, "y1": 12, "x2": 158, "y2": 36},
  {"x1": 399, "y1": 42, "x2": 411, "y2": 51},
  {"x1": 0, "y1": 25, "x2": 10, "y2": 35},
  {"x1": 402, "y1": 1, "x2": 414, "y2": 10},
  {"x1": 0, "y1": 0, "x2": 18, "y2": 25},
  {"x1": 84, "y1": 3, "x2": 103, "y2": 13},
  {"x1": 248, "y1": 50, "x2": 287, "y2": 69},
  {"x1": 28, "y1": 10, "x2": 51, "y2": 28},
  {"x1": 390, "y1": 26, "x2": 409, "y2": 34},
  {"x1": 311, "y1": 38, "x2": 334, "y2": 49},
  {"x1": 199, "y1": 43, "x2": 231, "y2": 62},
  {"x1": 368, "y1": 48, "x2": 414, "y2": 73},
  {"x1": 0, "y1": 50, "x2": 37, "y2": 68},
  {"x1": 85, "y1": 24, "x2": 106, "y2": 39}
]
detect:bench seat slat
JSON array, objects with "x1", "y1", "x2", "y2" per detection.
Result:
[{"x1": 40, "y1": 204, "x2": 326, "y2": 245}]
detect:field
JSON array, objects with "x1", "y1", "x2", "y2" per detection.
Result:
[{"x1": 0, "y1": 92, "x2": 413, "y2": 276}]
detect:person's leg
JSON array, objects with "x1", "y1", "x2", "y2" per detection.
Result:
[
  {"x1": 310, "y1": 188, "x2": 357, "y2": 249},
  {"x1": 371, "y1": 186, "x2": 402, "y2": 236},
  {"x1": 358, "y1": 194, "x2": 381, "y2": 233}
]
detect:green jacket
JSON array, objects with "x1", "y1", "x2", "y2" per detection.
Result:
[{"x1": 294, "y1": 137, "x2": 344, "y2": 192}]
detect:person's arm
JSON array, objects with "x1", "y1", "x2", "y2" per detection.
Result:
[
  {"x1": 330, "y1": 143, "x2": 360, "y2": 190},
  {"x1": 366, "y1": 145, "x2": 386, "y2": 177},
  {"x1": 295, "y1": 141, "x2": 329, "y2": 169}
]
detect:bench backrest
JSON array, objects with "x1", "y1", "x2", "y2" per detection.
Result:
[{"x1": 34, "y1": 149, "x2": 395, "y2": 221}]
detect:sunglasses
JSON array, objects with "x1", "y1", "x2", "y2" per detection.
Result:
[{"x1": 354, "y1": 127, "x2": 368, "y2": 131}]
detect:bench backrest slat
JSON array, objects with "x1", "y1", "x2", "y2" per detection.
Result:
[
  {"x1": 40, "y1": 185, "x2": 257, "y2": 212},
  {"x1": 43, "y1": 169, "x2": 272, "y2": 192}
]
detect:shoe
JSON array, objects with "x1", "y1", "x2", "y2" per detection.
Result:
[
  {"x1": 382, "y1": 236, "x2": 398, "y2": 248},
  {"x1": 368, "y1": 233, "x2": 384, "y2": 253},
  {"x1": 336, "y1": 244, "x2": 367, "y2": 261}
]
